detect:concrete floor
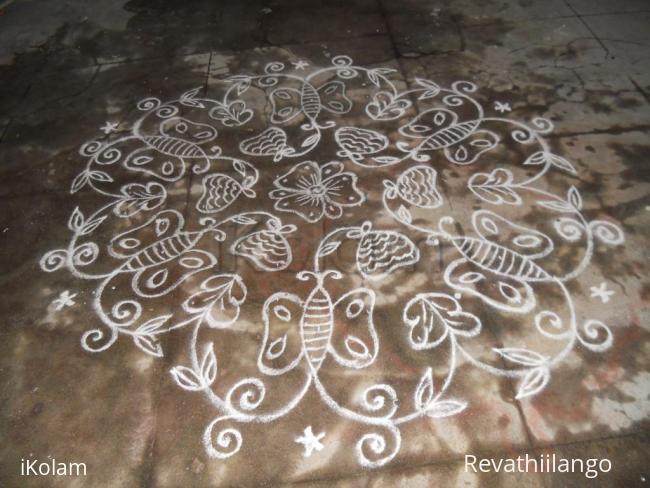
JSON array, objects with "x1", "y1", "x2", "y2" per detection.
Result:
[{"x1": 1, "y1": 0, "x2": 649, "y2": 487}]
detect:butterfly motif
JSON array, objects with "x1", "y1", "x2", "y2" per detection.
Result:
[
  {"x1": 399, "y1": 108, "x2": 498, "y2": 165},
  {"x1": 257, "y1": 270, "x2": 378, "y2": 376},
  {"x1": 108, "y1": 209, "x2": 223, "y2": 298},
  {"x1": 442, "y1": 210, "x2": 554, "y2": 314},
  {"x1": 269, "y1": 80, "x2": 352, "y2": 127},
  {"x1": 125, "y1": 117, "x2": 220, "y2": 182}
]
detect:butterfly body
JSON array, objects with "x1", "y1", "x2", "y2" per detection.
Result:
[
  {"x1": 451, "y1": 236, "x2": 551, "y2": 282},
  {"x1": 143, "y1": 135, "x2": 205, "y2": 158},
  {"x1": 421, "y1": 120, "x2": 480, "y2": 151},
  {"x1": 122, "y1": 231, "x2": 202, "y2": 272},
  {"x1": 300, "y1": 284, "x2": 334, "y2": 371},
  {"x1": 300, "y1": 82, "x2": 322, "y2": 120}
]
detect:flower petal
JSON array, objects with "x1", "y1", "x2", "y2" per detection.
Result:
[
  {"x1": 324, "y1": 172, "x2": 365, "y2": 207},
  {"x1": 275, "y1": 161, "x2": 320, "y2": 190},
  {"x1": 272, "y1": 192, "x2": 324, "y2": 223}
]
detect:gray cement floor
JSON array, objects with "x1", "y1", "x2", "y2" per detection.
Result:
[{"x1": 0, "y1": 0, "x2": 649, "y2": 487}]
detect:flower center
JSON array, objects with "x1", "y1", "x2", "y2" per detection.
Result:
[{"x1": 308, "y1": 184, "x2": 327, "y2": 196}]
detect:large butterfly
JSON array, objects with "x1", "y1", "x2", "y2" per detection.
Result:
[
  {"x1": 443, "y1": 210, "x2": 554, "y2": 314},
  {"x1": 125, "y1": 116, "x2": 219, "y2": 181},
  {"x1": 257, "y1": 270, "x2": 378, "y2": 376},
  {"x1": 399, "y1": 108, "x2": 498, "y2": 165},
  {"x1": 269, "y1": 80, "x2": 352, "y2": 127},
  {"x1": 108, "y1": 209, "x2": 222, "y2": 298}
]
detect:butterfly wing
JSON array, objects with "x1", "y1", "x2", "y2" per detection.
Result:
[
  {"x1": 109, "y1": 209, "x2": 185, "y2": 259},
  {"x1": 399, "y1": 108, "x2": 458, "y2": 139},
  {"x1": 317, "y1": 80, "x2": 352, "y2": 114},
  {"x1": 329, "y1": 288, "x2": 378, "y2": 369},
  {"x1": 270, "y1": 87, "x2": 303, "y2": 124},
  {"x1": 132, "y1": 249, "x2": 217, "y2": 298},
  {"x1": 258, "y1": 293, "x2": 305, "y2": 375},
  {"x1": 159, "y1": 116, "x2": 218, "y2": 144},
  {"x1": 443, "y1": 128, "x2": 499, "y2": 165},
  {"x1": 445, "y1": 210, "x2": 553, "y2": 313}
]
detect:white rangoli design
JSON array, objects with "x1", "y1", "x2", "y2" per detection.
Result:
[{"x1": 40, "y1": 56, "x2": 625, "y2": 469}]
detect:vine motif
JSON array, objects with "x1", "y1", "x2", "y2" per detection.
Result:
[{"x1": 40, "y1": 55, "x2": 624, "y2": 468}]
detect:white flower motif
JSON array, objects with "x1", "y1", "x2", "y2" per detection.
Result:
[
  {"x1": 590, "y1": 281, "x2": 615, "y2": 303},
  {"x1": 494, "y1": 101, "x2": 511, "y2": 113},
  {"x1": 295, "y1": 426, "x2": 325, "y2": 458},
  {"x1": 100, "y1": 121, "x2": 119, "y2": 134},
  {"x1": 292, "y1": 60, "x2": 309, "y2": 70},
  {"x1": 52, "y1": 290, "x2": 77, "y2": 311},
  {"x1": 270, "y1": 161, "x2": 365, "y2": 222}
]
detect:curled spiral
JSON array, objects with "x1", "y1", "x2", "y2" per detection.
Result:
[
  {"x1": 264, "y1": 61, "x2": 285, "y2": 74},
  {"x1": 109, "y1": 300, "x2": 142, "y2": 326},
  {"x1": 226, "y1": 378, "x2": 266, "y2": 412},
  {"x1": 203, "y1": 416, "x2": 243, "y2": 459},
  {"x1": 81, "y1": 327, "x2": 118, "y2": 353},
  {"x1": 40, "y1": 249, "x2": 68, "y2": 272},
  {"x1": 590, "y1": 220, "x2": 624, "y2": 246},
  {"x1": 554, "y1": 217, "x2": 584, "y2": 242},
  {"x1": 531, "y1": 117, "x2": 554, "y2": 134},
  {"x1": 155, "y1": 104, "x2": 179, "y2": 118},
  {"x1": 511, "y1": 127, "x2": 536, "y2": 144},
  {"x1": 534, "y1": 310, "x2": 571, "y2": 340},
  {"x1": 578, "y1": 320, "x2": 613, "y2": 352},
  {"x1": 258, "y1": 75, "x2": 280, "y2": 88},
  {"x1": 355, "y1": 424, "x2": 401, "y2": 468},
  {"x1": 361, "y1": 384, "x2": 399, "y2": 419},
  {"x1": 137, "y1": 97, "x2": 161, "y2": 111},
  {"x1": 79, "y1": 140, "x2": 104, "y2": 157},
  {"x1": 94, "y1": 146, "x2": 122, "y2": 165},
  {"x1": 451, "y1": 80, "x2": 477, "y2": 93},
  {"x1": 72, "y1": 242, "x2": 99, "y2": 266}
]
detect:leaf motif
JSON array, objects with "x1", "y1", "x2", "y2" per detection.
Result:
[
  {"x1": 68, "y1": 207, "x2": 85, "y2": 232},
  {"x1": 133, "y1": 334, "x2": 163, "y2": 357},
  {"x1": 89, "y1": 170, "x2": 113, "y2": 182},
  {"x1": 200, "y1": 343, "x2": 218, "y2": 386},
  {"x1": 180, "y1": 87, "x2": 205, "y2": 108},
  {"x1": 318, "y1": 240, "x2": 341, "y2": 257},
  {"x1": 170, "y1": 366, "x2": 204, "y2": 391},
  {"x1": 136, "y1": 314, "x2": 172, "y2": 335},
  {"x1": 523, "y1": 151, "x2": 546, "y2": 166},
  {"x1": 516, "y1": 367, "x2": 550, "y2": 399},
  {"x1": 415, "y1": 368, "x2": 435, "y2": 411},
  {"x1": 302, "y1": 133, "x2": 319, "y2": 148},
  {"x1": 230, "y1": 215, "x2": 257, "y2": 225},
  {"x1": 415, "y1": 78, "x2": 441, "y2": 100},
  {"x1": 71, "y1": 172, "x2": 90, "y2": 193},
  {"x1": 494, "y1": 347, "x2": 548, "y2": 366},
  {"x1": 397, "y1": 205, "x2": 412, "y2": 224},
  {"x1": 537, "y1": 200, "x2": 575, "y2": 213},
  {"x1": 548, "y1": 154, "x2": 576, "y2": 175},
  {"x1": 468, "y1": 168, "x2": 521, "y2": 206},
  {"x1": 567, "y1": 186, "x2": 582, "y2": 210},
  {"x1": 426, "y1": 400, "x2": 467, "y2": 418},
  {"x1": 182, "y1": 275, "x2": 247, "y2": 328},
  {"x1": 114, "y1": 182, "x2": 167, "y2": 217},
  {"x1": 80, "y1": 215, "x2": 107, "y2": 235}
]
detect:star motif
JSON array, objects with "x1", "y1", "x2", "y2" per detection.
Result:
[
  {"x1": 294, "y1": 426, "x2": 325, "y2": 458},
  {"x1": 292, "y1": 60, "x2": 309, "y2": 71},
  {"x1": 494, "y1": 101, "x2": 511, "y2": 113},
  {"x1": 100, "y1": 121, "x2": 119, "y2": 134},
  {"x1": 52, "y1": 290, "x2": 77, "y2": 311},
  {"x1": 590, "y1": 281, "x2": 615, "y2": 304}
]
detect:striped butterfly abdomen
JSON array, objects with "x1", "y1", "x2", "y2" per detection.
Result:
[
  {"x1": 452, "y1": 237, "x2": 551, "y2": 282},
  {"x1": 300, "y1": 286, "x2": 333, "y2": 371}
]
